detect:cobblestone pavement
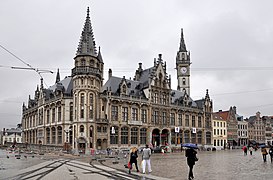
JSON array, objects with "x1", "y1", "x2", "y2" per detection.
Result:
[
  {"x1": 1, "y1": 149, "x2": 273, "y2": 180},
  {"x1": 102, "y1": 149, "x2": 273, "y2": 180}
]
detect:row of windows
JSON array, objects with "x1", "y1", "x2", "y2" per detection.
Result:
[
  {"x1": 3, "y1": 138, "x2": 21, "y2": 143},
  {"x1": 238, "y1": 124, "x2": 247, "y2": 129},
  {"x1": 213, "y1": 121, "x2": 226, "y2": 128},
  {"x1": 152, "y1": 112, "x2": 202, "y2": 127},
  {"x1": 45, "y1": 127, "x2": 63, "y2": 144},
  {"x1": 24, "y1": 105, "x2": 65, "y2": 129},
  {"x1": 213, "y1": 129, "x2": 226, "y2": 136},
  {"x1": 78, "y1": 58, "x2": 100, "y2": 68},
  {"x1": 152, "y1": 92, "x2": 168, "y2": 105},
  {"x1": 238, "y1": 131, "x2": 248, "y2": 137},
  {"x1": 111, "y1": 106, "x2": 204, "y2": 127},
  {"x1": 78, "y1": 93, "x2": 94, "y2": 119},
  {"x1": 110, "y1": 127, "x2": 147, "y2": 145},
  {"x1": 213, "y1": 139, "x2": 227, "y2": 147}
]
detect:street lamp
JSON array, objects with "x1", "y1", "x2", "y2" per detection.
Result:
[{"x1": 64, "y1": 129, "x2": 70, "y2": 152}]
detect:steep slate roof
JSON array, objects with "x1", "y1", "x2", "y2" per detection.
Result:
[
  {"x1": 5, "y1": 128, "x2": 22, "y2": 135},
  {"x1": 103, "y1": 76, "x2": 146, "y2": 98},
  {"x1": 247, "y1": 115, "x2": 256, "y2": 124},
  {"x1": 48, "y1": 76, "x2": 73, "y2": 95},
  {"x1": 138, "y1": 67, "x2": 154, "y2": 87},
  {"x1": 194, "y1": 99, "x2": 205, "y2": 109},
  {"x1": 76, "y1": 7, "x2": 97, "y2": 57},
  {"x1": 171, "y1": 90, "x2": 197, "y2": 107},
  {"x1": 103, "y1": 69, "x2": 198, "y2": 107}
]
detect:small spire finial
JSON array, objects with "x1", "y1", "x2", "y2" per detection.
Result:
[
  {"x1": 87, "y1": 7, "x2": 90, "y2": 17},
  {"x1": 179, "y1": 28, "x2": 187, "y2": 52},
  {"x1": 40, "y1": 78, "x2": 44, "y2": 89}
]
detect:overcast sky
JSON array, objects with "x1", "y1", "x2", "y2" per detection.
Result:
[{"x1": 1, "y1": 0, "x2": 273, "y2": 129}]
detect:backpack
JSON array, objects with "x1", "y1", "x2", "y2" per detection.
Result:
[{"x1": 269, "y1": 149, "x2": 273, "y2": 155}]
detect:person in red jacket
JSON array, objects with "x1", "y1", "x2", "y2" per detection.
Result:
[{"x1": 242, "y1": 146, "x2": 247, "y2": 156}]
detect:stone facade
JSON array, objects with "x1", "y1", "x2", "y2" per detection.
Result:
[{"x1": 22, "y1": 7, "x2": 213, "y2": 154}]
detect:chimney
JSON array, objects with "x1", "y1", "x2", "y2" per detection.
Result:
[
  {"x1": 233, "y1": 106, "x2": 237, "y2": 114},
  {"x1": 158, "y1": 54, "x2": 162, "y2": 60},
  {"x1": 138, "y1": 63, "x2": 142, "y2": 71},
  {"x1": 108, "y1": 69, "x2": 112, "y2": 79}
]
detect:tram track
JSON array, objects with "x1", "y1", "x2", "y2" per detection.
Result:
[
  {"x1": 8, "y1": 156, "x2": 157, "y2": 180},
  {"x1": 90, "y1": 159, "x2": 157, "y2": 180},
  {"x1": 10, "y1": 159, "x2": 70, "y2": 180}
]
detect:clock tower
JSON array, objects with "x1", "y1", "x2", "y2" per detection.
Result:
[{"x1": 176, "y1": 28, "x2": 191, "y2": 96}]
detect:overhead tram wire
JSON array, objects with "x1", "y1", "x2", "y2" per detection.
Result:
[{"x1": 0, "y1": 44, "x2": 53, "y2": 87}]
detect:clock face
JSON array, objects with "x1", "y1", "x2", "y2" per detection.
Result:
[{"x1": 180, "y1": 67, "x2": 187, "y2": 74}]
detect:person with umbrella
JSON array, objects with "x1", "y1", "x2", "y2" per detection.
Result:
[
  {"x1": 184, "y1": 143, "x2": 198, "y2": 180},
  {"x1": 261, "y1": 145, "x2": 268, "y2": 162}
]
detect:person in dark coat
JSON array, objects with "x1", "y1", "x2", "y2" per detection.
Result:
[
  {"x1": 129, "y1": 147, "x2": 139, "y2": 173},
  {"x1": 185, "y1": 148, "x2": 197, "y2": 180}
]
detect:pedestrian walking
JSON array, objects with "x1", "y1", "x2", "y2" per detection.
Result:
[
  {"x1": 106, "y1": 148, "x2": 111, "y2": 157},
  {"x1": 269, "y1": 146, "x2": 273, "y2": 163},
  {"x1": 142, "y1": 144, "x2": 152, "y2": 174},
  {"x1": 242, "y1": 146, "x2": 247, "y2": 156},
  {"x1": 185, "y1": 147, "x2": 198, "y2": 180},
  {"x1": 128, "y1": 147, "x2": 139, "y2": 174},
  {"x1": 261, "y1": 147, "x2": 268, "y2": 162},
  {"x1": 249, "y1": 146, "x2": 253, "y2": 155}
]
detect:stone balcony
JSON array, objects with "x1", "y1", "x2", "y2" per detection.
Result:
[
  {"x1": 72, "y1": 66, "x2": 101, "y2": 77},
  {"x1": 128, "y1": 120, "x2": 143, "y2": 126},
  {"x1": 96, "y1": 118, "x2": 109, "y2": 124}
]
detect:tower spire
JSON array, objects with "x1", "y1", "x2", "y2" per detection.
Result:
[
  {"x1": 179, "y1": 28, "x2": 187, "y2": 52},
  {"x1": 76, "y1": 7, "x2": 97, "y2": 56},
  {"x1": 55, "y1": 68, "x2": 60, "y2": 83}
]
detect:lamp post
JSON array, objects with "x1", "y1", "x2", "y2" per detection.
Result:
[{"x1": 64, "y1": 129, "x2": 69, "y2": 152}]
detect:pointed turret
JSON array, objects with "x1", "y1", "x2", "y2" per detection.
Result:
[
  {"x1": 205, "y1": 89, "x2": 210, "y2": 100},
  {"x1": 40, "y1": 78, "x2": 44, "y2": 89},
  {"x1": 97, "y1": 46, "x2": 103, "y2": 62},
  {"x1": 179, "y1": 28, "x2": 187, "y2": 52},
  {"x1": 76, "y1": 7, "x2": 97, "y2": 56},
  {"x1": 55, "y1": 68, "x2": 60, "y2": 84}
]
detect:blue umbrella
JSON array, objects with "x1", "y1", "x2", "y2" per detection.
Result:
[
  {"x1": 259, "y1": 144, "x2": 266, "y2": 148},
  {"x1": 182, "y1": 143, "x2": 198, "y2": 149}
]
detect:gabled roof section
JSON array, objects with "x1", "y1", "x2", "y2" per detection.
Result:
[
  {"x1": 76, "y1": 7, "x2": 97, "y2": 57},
  {"x1": 48, "y1": 76, "x2": 73, "y2": 95},
  {"x1": 103, "y1": 76, "x2": 147, "y2": 98},
  {"x1": 194, "y1": 99, "x2": 205, "y2": 109},
  {"x1": 171, "y1": 90, "x2": 197, "y2": 107},
  {"x1": 247, "y1": 115, "x2": 256, "y2": 124}
]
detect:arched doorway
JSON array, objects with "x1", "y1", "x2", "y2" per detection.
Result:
[
  {"x1": 152, "y1": 129, "x2": 160, "y2": 147},
  {"x1": 102, "y1": 139, "x2": 107, "y2": 149},
  {"x1": 97, "y1": 139, "x2": 102, "y2": 150},
  {"x1": 78, "y1": 137, "x2": 86, "y2": 154},
  {"x1": 161, "y1": 129, "x2": 169, "y2": 145}
]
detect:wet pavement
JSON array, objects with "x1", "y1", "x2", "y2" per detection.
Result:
[
  {"x1": 102, "y1": 148, "x2": 273, "y2": 180},
  {"x1": 1, "y1": 148, "x2": 273, "y2": 180}
]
